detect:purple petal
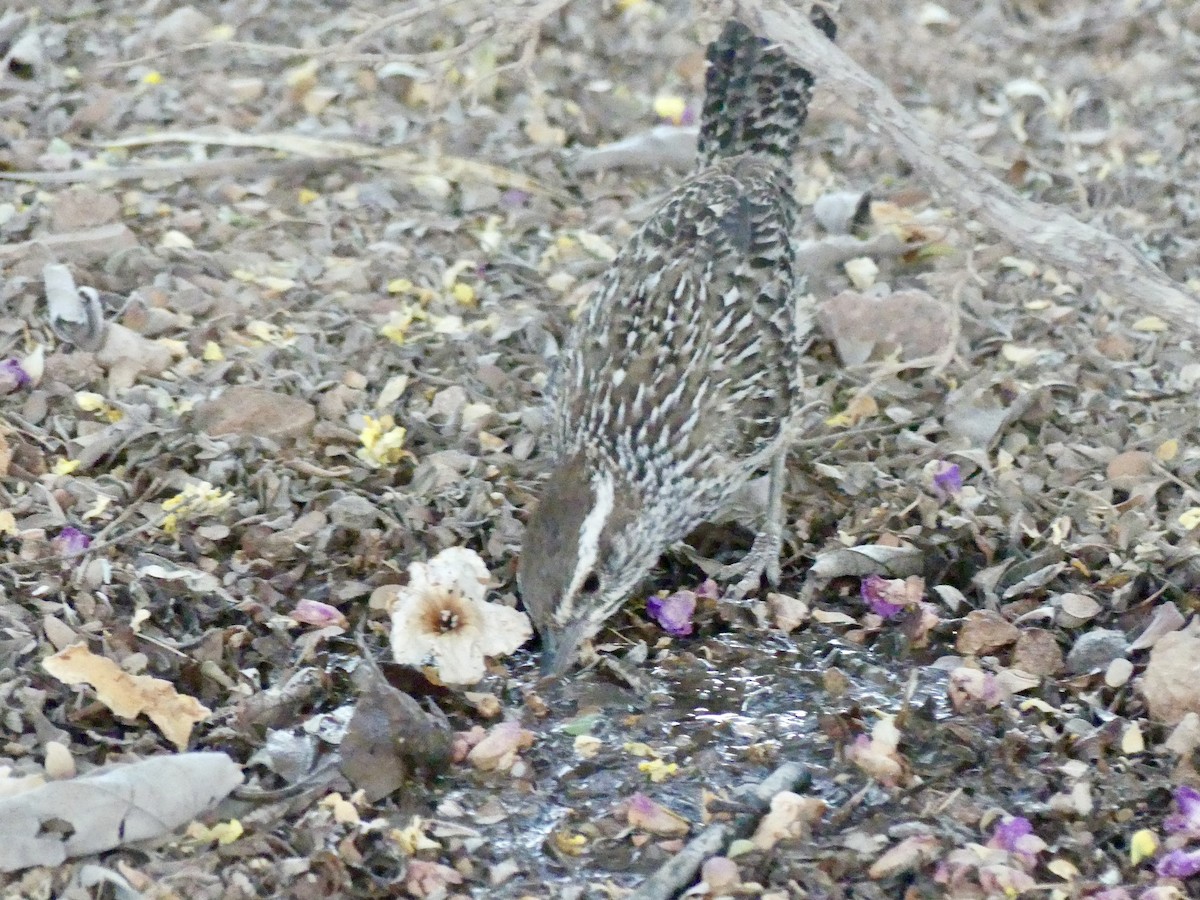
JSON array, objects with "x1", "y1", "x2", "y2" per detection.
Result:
[
  {"x1": 0, "y1": 358, "x2": 31, "y2": 393},
  {"x1": 861, "y1": 575, "x2": 906, "y2": 619},
  {"x1": 51, "y1": 526, "x2": 91, "y2": 556},
  {"x1": 646, "y1": 591, "x2": 696, "y2": 637},
  {"x1": 1164, "y1": 786, "x2": 1200, "y2": 838},
  {"x1": 1140, "y1": 888, "x2": 1188, "y2": 900},
  {"x1": 932, "y1": 461, "x2": 963, "y2": 499},
  {"x1": 990, "y1": 816, "x2": 1033, "y2": 851},
  {"x1": 1165, "y1": 785, "x2": 1200, "y2": 837},
  {"x1": 1157, "y1": 847, "x2": 1200, "y2": 879},
  {"x1": 500, "y1": 189, "x2": 530, "y2": 208}
]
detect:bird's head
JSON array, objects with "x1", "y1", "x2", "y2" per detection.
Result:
[{"x1": 517, "y1": 452, "x2": 659, "y2": 676}]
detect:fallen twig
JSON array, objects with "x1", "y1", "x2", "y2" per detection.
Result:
[
  {"x1": 735, "y1": 0, "x2": 1200, "y2": 335},
  {"x1": 628, "y1": 761, "x2": 811, "y2": 900},
  {"x1": 0, "y1": 132, "x2": 556, "y2": 197}
]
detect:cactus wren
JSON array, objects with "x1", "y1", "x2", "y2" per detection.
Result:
[{"x1": 519, "y1": 13, "x2": 834, "y2": 675}]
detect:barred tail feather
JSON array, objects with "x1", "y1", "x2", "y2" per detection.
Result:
[{"x1": 697, "y1": 9, "x2": 836, "y2": 167}]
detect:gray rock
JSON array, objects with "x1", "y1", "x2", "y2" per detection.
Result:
[{"x1": 1065, "y1": 629, "x2": 1129, "y2": 674}]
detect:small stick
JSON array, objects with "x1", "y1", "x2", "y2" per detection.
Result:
[{"x1": 628, "y1": 761, "x2": 811, "y2": 900}]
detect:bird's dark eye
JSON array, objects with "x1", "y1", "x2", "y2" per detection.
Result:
[{"x1": 582, "y1": 572, "x2": 600, "y2": 593}]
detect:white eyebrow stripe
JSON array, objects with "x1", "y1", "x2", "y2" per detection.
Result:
[{"x1": 556, "y1": 470, "x2": 614, "y2": 624}]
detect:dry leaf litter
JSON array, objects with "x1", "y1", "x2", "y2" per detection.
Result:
[{"x1": 2, "y1": 0, "x2": 1200, "y2": 897}]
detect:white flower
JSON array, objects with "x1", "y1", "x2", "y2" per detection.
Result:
[{"x1": 388, "y1": 548, "x2": 531, "y2": 685}]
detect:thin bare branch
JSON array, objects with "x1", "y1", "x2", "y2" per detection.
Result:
[{"x1": 736, "y1": 0, "x2": 1200, "y2": 335}]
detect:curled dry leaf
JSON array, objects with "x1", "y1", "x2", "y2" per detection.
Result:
[
  {"x1": 340, "y1": 663, "x2": 453, "y2": 802},
  {"x1": 1129, "y1": 601, "x2": 1186, "y2": 651},
  {"x1": 955, "y1": 610, "x2": 1020, "y2": 656},
  {"x1": 42, "y1": 644, "x2": 211, "y2": 750},
  {"x1": 1056, "y1": 592, "x2": 1102, "y2": 627},
  {"x1": 766, "y1": 592, "x2": 809, "y2": 632},
  {"x1": 0, "y1": 752, "x2": 241, "y2": 873},
  {"x1": 808, "y1": 544, "x2": 924, "y2": 579}
]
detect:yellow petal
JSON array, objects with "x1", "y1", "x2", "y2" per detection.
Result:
[{"x1": 1129, "y1": 828, "x2": 1158, "y2": 864}]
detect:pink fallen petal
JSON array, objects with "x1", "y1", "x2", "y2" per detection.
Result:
[
  {"x1": 626, "y1": 792, "x2": 690, "y2": 837},
  {"x1": 290, "y1": 599, "x2": 348, "y2": 629},
  {"x1": 404, "y1": 859, "x2": 464, "y2": 897},
  {"x1": 700, "y1": 856, "x2": 740, "y2": 890}
]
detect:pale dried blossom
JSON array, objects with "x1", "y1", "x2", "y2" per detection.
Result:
[
  {"x1": 846, "y1": 715, "x2": 907, "y2": 787},
  {"x1": 389, "y1": 547, "x2": 531, "y2": 685}
]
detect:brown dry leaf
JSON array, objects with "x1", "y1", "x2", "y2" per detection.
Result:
[
  {"x1": 766, "y1": 592, "x2": 809, "y2": 632},
  {"x1": 42, "y1": 644, "x2": 210, "y2": 750},
  {"x1": 956, "y1": 610, "x2": 1020, "y2": 656},
  {"x1": 816, "y1": 289, "x2": 958, "y2": 367},
  {"x1": 1011, "y1": 628, "x2": 1063, "y2": 676},
  {"x1": 1140, "y1": 629, "x2": 1200, "y2": 724},
  {"x1": 1106, "y1": 450, "x2": 1153, "y2": 481},
  {"x1": 340, "y1": 663, "x2": 453, "y2": 802},
  {"x1": 191, "y1": 385, "x2": 316, "y2": 440},
  {"x1": 95, "y1": 323, "x2": 173, "y2": 391}
]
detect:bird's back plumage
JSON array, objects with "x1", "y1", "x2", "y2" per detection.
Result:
[{"x1": 550, "y1": 155, "x2": 799, "y2": 539}]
